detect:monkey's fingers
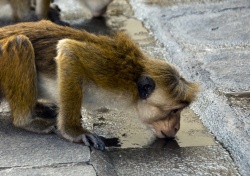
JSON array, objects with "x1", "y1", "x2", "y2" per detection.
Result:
[{"x1": 82, "y1": 134, "x2": 105, "y2": 151}]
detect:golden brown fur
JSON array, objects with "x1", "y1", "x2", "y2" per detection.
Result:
[
  {"x1": 143, "y1": 58, "x2": 198, "y2": 103},
  {"x1": 0, "y1": 20, "x2": 199, "y2": 150}
]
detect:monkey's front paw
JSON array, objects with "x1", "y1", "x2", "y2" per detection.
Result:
[{"x1": 82, "y1": 134, "x2": 105, "y2": 151}]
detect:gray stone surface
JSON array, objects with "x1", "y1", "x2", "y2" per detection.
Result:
[
  {"x1": 0, "y1": 164, "x2": 96, "y2": 176},
  {"x1": 130, "y1": 0, "x2": 250, "y2": 175},
  {"x1": 90, "y1": 144, "x2": 240, "y2": 176},
  {"x1": 0, "y1": 113, "x2": 90, "y2": 168},
  {"x1": 90, "y1": 150, "x2": 117, "y2": 176},
  {"x1": 109, "y1": 146, "x2": 239, "y2": 176}
]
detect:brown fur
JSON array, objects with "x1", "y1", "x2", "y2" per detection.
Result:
[
  {"x1": 0, "y1": 34, "x2": 55, "y2": 133},
  {"x1": 0, "y1": 35, "x2": 36, "y2": 119},
  {"x1": 0, "y1": 20, "x2": 199, "y2": 150},
  {"x1": 143, "y1": 58, "x2": 199, "y2": 104},
  {"x1": 0, "y1": 20, "x2": 89, "y2": 76}
]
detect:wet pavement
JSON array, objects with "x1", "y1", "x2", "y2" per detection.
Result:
[{"x1": 0, "y1": 0, "x2": 247, "y2": 175}]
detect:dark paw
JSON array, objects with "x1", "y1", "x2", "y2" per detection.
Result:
[{"x1": 82, "y1": 134, "x2": 105, "y2": 151}]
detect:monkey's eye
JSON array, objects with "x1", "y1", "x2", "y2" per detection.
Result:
[{"x1": 171, "y1": 109, "x2": 179, "y2": 114}]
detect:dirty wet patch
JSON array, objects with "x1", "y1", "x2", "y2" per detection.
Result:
[
  {"x1": 226, "y1": 92, "x2": 250, "y2": 113},
  {"x1": 145, "y1": 0, "x2": 224, "y2": 6},
  {"x1": 225, "y1": 92, "x2": 250, "y2": 134}
]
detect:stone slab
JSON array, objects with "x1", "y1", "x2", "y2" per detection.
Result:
[
  {"x1": 0, "y1": 113, "x2": 90, "y2": 168},
  {"x1": 0, "y1": 164, "x2": 96, "y2": 176},
  {"x1": 108, "y1": 146, "x2": 239, "y2": 176}
]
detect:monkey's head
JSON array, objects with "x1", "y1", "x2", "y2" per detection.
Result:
[{"x1": 136, "y1": 61, "x2": 199, "y2": 139}]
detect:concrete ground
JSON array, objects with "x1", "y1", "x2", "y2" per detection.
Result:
[{"x1": 0, "y1": 0, "x2": 249, "y2": 175}]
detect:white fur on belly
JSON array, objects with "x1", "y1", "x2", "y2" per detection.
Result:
[{"x1": 37, "y1": 75, "x2": 58, "y2": 103}]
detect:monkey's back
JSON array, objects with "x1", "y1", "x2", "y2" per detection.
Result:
[
  {"x1": 0, "y1": 20, "x2": 97, "y2": 76},
  {"x1": 0, "y1": 20, "x2": 146, "y2": 94}
]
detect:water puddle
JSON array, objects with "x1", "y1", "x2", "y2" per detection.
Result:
[
  {"x1": 82, "y1": 107, "x2": 216, "y2": 149},
  {"x1": 176, "y1": 108, "x2": 216, "y2": 147},
  {"x1": 119, "y1": 18, "x2": 155, "y2": 46}
]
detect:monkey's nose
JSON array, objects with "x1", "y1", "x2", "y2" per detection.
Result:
[
  {"x1": 175, "y1": 123, "x2": 180, "y2": 133},
  {"x1": 174, "y1": 126, "x2": 180, "y2": 134}
]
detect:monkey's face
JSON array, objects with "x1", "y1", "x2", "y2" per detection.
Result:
[
  {"x1": 136, "y1": 86, "x2": 184, "y2": 139},
  {"x1": 136, "y1": 74, "x2": 194, "y2": 139},
  {"x1": 149, "y1": 109, "x2": 181, "y2": 138}
]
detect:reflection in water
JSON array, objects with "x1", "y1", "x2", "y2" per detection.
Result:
[
  {"x1": 71, "y1": 17, "x2": 113, "y2": 35},
  {"x1": 148, "y1": 138, "x2": 180, "y2": 149},
  {"x1": 102, "y1": 135, "x2": 180, "y2": 150},
  {"x1": 101, "y1": 136, "x2": 121, "y2": 147}
]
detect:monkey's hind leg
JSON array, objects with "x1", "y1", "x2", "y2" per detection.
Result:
[{"x1": 0, "y1": 35, "x2": 55, "y2": 134}]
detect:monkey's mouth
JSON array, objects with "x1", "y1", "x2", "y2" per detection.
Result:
[{"x1": 161, "y1": 131, "x2": 175, "y2": 140}]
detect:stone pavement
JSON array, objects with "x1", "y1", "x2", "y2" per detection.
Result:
[{"x1": 0, "y1": 0, "x2": 249, "y2": 175}]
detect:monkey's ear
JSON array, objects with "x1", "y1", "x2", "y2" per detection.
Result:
[{"x1": 137, "y1": 75, "x2": 156, "y2": 99}]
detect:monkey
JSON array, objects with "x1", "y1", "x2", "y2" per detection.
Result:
[
  {"x1": 80, "y1": 0, "x2": 113, "y2": 17},
  {"x1": 0, "y1": 0, "x2": 113, "y2": 22},
  {"x1": 4, "y1": 0, "x2": 68, "y2": 26},
  {"x1": 6, "y1": 0, "x2": 51, "y2": 21},
  {"x1": 0, "y1": 20, "x2": 199, "y2": 150},
  {"x1": 33, "y1": 0, "x2": 51, "y2": 20}
]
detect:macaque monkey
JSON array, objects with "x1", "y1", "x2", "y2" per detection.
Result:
[
  {"x1": 8, "y1": 0, "x2": 50, "y2": 21},
  {"x1": 80, "y1": 0, "x2": 113, "y2": 17},
  {"x1": 0, "y1": 20, "x2": 199, "y2": 150},
  {"x1": 0, "y1": 0, "x2": 113, "y2": 22}
]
